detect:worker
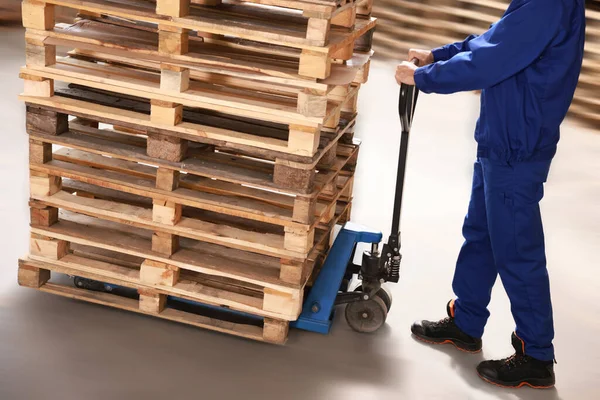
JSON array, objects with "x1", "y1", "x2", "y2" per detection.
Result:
[{"x1": 394, "y1": 0, "x2": 586, "y2": 389}]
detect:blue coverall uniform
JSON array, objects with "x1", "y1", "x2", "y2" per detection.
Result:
[{"x1": 413, "y1": 0, "x2": 586, "y2": 361}]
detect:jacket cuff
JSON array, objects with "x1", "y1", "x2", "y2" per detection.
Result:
[
  {"x1": 431, "y1": 47, "x2": 449, "y2": 63},
  {"x1": 414, "y1": 67, "x2": 432, "y2": 94}
]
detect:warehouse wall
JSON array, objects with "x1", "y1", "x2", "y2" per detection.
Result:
[{"x1": 372, "y1": 0, "x2": 600, "y2": 129}]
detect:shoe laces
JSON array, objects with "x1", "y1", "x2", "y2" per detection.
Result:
[
  {"x1": 502, "y1": 353, "x2": 531, "y2": 370},
  {"x1": 433, "y1": 317, "x2": 454, "y2": 328}
]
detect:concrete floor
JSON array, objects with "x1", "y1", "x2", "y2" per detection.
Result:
[{"x1": 1, "y1": 26, "x2": 599, "y2": 399}]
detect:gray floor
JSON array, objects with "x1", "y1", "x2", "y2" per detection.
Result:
[{"x1": 1, "y1": 26, "x2": 599, "y2": 399}]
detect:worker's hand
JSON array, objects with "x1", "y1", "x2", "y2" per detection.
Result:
[
  {"x1": 408, "y1": 49, "x2": 434, "y2": 66},
  {"x1": 395, "y1": 61, "x2": 418, "y2": 86}
]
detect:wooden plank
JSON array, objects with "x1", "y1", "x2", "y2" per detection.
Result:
[{"x1": 219, "y1": 0, "x2": 337, "y2": 15}]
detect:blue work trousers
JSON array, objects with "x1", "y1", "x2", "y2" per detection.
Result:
[{"x1": 453, "y1": 158, "x2": 554, "y2": 361}]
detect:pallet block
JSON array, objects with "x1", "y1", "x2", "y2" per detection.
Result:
[{"x1": 18, "y1": 264, "x2": 51, "y2": 288}]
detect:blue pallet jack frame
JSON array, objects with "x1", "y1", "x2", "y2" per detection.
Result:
[
  {"x1": 290, "y1": 223, "x2": 383, "y2": 334},
  {"x1": 72, "y1": 61, "x2": 421, "y2": 336}
]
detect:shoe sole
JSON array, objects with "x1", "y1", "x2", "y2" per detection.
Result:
[
  {"x1": 477, "y1": 372, "x2": 555, "y2": 389},
  {"x1": 411, "y1": 332, "x2": 482, "y2": 354}
]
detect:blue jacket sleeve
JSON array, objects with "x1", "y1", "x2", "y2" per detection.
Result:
[
  {"x1": 414, "y1": 0, "x2": 564, "y2": 94},
  {"x1": 431, "y1": 34, "x2": 479, "y2": 62}
]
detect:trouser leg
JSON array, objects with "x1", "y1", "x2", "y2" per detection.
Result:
[
  {"x1": 452, "y1": 160, "x2": 498, "y2": 338},
  {"x1": 481, "y1": 158, "x2": 554, "y2": 361}
]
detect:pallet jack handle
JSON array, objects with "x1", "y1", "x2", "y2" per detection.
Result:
[{"x1": 391, "y1": 58, "x2": 420, "y2": 236}]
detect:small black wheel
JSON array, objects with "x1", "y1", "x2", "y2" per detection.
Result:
[
  {"x1": 354, "y1": 285, "x2": 393, "y2": 312},
  {"x1": 345, "y1": 296, "x2": 388, "y2": 333}
]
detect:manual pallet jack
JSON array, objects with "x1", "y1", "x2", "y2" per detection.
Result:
[
  {"x1": 291, "y1": 61, "x2": 420, "y2": 334},
  {"x1": 72, "y1": 62, "x2": 420, "y2": 336}
]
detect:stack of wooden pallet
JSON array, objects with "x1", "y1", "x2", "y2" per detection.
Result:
[
  {"x1": 17, "y1": 0, "x2": 377, "y2": 343},
  {"x1": 372, "y1": 0, "x2": 600, "y2": 130}
]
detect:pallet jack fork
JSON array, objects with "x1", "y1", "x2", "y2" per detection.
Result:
[{"x1": 291, "y1": 60, "x2": 420, "y2": 334}]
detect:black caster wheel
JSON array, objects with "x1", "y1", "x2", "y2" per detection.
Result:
[
  {"x1": 345, "y1": 296, "x2": 388, "y2": 333},
  {"x1": 354, "y1": 285, "x2": 393, "y2": 312}
]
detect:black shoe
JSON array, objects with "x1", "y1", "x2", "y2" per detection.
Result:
[
  {"x1": 411, "y1": 300, "x2": 482, "y2": 353},
  {"x1": 477, "y1": 332, "x2": 555, "y2": 389}
]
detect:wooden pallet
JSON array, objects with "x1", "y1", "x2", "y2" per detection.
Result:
[
  {"x1": 25, "y1": 87, "x2": 358, "y2": 190},
  {"x1": 19, "y1": 56, "x2": 360, "y2": 140},
  {"x1": 18, "y1": 263, "x2": 290, "y2": 343},
  {"x1": 22, "y1": 9, "x2": 375, "y2": 80},
  {"x1": 44, "y1": 18, "x2": 371, "y2": 88},
  {"x1": 21, "y1": 0, "x2": 375, "y2": 51}
]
